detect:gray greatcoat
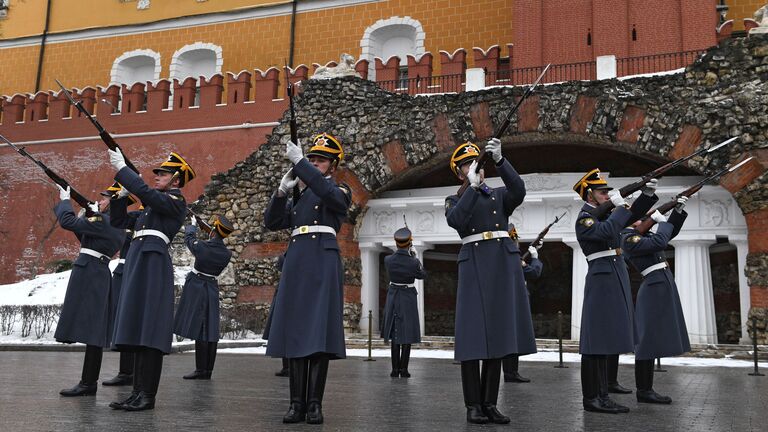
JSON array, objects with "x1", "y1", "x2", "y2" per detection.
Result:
[
  {"x1": 575, "y1": 193, "x2": 657, "y2": 355},
  {"x1": 173, "y1": 225, "x2": 232, "y2": 342},
  {"x1": 263, "y1": 159, "x2": 351, "y2": 360},
  {"x1": 110, "y1": 167, "x2": 186, "y2": 354},
  {"x1": 109, "y1": 210, "x2": 139, "y2": 342},
  {"x1": 445, "y1": 159, "x2": 535, "y2": 361},
  {"x1": 622, "y1": 210, "x2": 691, "y2": 360},
  {"x1": 54, "y1": 201, "x2": 123, "y2": 348},
  {"x1": 381, "y1": 249, "x2": 427, "y2": 344}
]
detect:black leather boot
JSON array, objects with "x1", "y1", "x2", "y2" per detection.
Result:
[
  {"x1": 461, "y1": 360, "x2": 488, "y2": 424},
  {"x1": 283, "y1": 358, "x2": 308, "y2": 423},
  {"x1": 61, "y1": 345, "x2": 102, "y2": 396},
  {"x1": 636, "y1": 359, "x2": 671, "y2": 404},
  {"x1": 599, "y1": 356, "x2": 629, "y2": 413},
  {"x1": 503, "y1": 355, "x2": 530, "y2": 383},
  {"x1": 205, "y1": 342, "x2": 217, "y2": 379},
  {"x1": 103, "y1": 351, "x2": 134, "y2": 386},
  {"x1": 399, "y1": 344, "x2": 411, "y2": 378},
  {"x1": 390, "y1": 343, "x2": 401, "y2": 377},
  {"x1": 607, "y1": 354, "x2": 632, "y2": 394},
  {"x1": 111, "y1": 353, "x2": 142, "y2": 409},
  {"x1": 582, "y1": 355, "x2": 622, "y2": 413},
  {"x1": 125, "y1": 349, "x2": 161, "y2": 411},
  {"x1": 306, "y1": 355, "x2": 329, "y2": 424},
  {"x1": 481, "y1": 359, "x2": 510, "y2": 424},
  {"x1": 275, "y1": 358, "x2": 290, "y2": 377},
  {"x1": 183, "y1": 340, "x2": 208, "y2": 379}
]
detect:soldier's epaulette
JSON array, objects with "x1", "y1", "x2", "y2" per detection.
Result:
[
  {"x1": 87, "y1": 216, "x2": 103, "y2": 222},
  {"x1": 445, "y1": 196, "x2": 455, "y2": 211},
  {"x1": 577, "y1": 213, "x2": 595, "y2": 227},
  {"x1": 166, "y1": 191, "x2": 185, "y2": 201},
  {"x1": 338, "y1": 183, "x2": 351, "y2": 197},
  {"x1": 626, "y1": 234, "x2": 642, "y2": 244}
]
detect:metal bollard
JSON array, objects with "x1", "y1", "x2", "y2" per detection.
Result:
[
  {"x1": 748, "y1": 315, "x2": 764, "y2": 376},
  {"x1": 554, "y1": 310, "x2": 568, "y2": 369},
  {"x1": 654, "y1": 357, "x2": 667, "y2": 373},
  {"x1": 364, "y1": 310, "x2": 376, "y2": 362}
]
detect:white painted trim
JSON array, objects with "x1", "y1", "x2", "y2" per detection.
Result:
[
  {"x1": 360, "y1": 15, "x2": 426, "y2": 80},
  {"x1": 439, "y1": 48, "x2": 466, "y2": 61},
  {"x1": 0, "y1": 0, "x2": 383, "y2": 49},
  {"x1": 110, "y1": 49, "x2": 162, "y2": 86},
  {"x1": 0, "y1": 122, "x2": 279, "y2": 147},
  {"x1": 169, "y1": 42, "x2": 224, "y2": 81}
]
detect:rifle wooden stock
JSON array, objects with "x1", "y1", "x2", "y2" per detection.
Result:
[{"x1": 520, "y1": 211, "x2": 564, "y2": 260}]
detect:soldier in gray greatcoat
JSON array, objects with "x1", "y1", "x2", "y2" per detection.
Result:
[
  {"x1": 572, "y1": 169, "x2": 658, "y2": 414},
  {"x1": 107, "y1": 150, "x2": 196, "y2": 411},
  {"x1": 382, "y1": 225, "x2": 427, "y2": 378},
  {"x1": 263, "y1": 252, "x2": 290, "y2": 377},
  {"x1": 264, "y1": 133, "x2": 352, "y2": 425},
  {"x1": 445, "y1": 139, "x2": 532, "y2": 425},
  {"x1": 102, "y1": 184, "x2": 140, "y2": 387},
  {"x1": 54, "y1": 186, "x2": 123, "y2": 397},
  {"x1": 502, "y1": 225, "x2": 543, "y2": 383},
  {"x1": 174, "y1": 214, "x2": 234, "y2": 380},
  {"x1": 622, "y1": 197, "x2": 691, "y2": 404}
]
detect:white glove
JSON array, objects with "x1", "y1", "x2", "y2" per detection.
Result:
[
  {"x1": 608, "y1": 190, "x2": 627, "y2": 207},
  {"x1": 642, "y1": 178, "x2": 658, "y2": 196},
  {"x1": 486, "y1": 138, "x2": 502, "y2": 163},
  {"x1": 650, "y1": 210, "x2": 667, "y2": 223},
  {"x1": 77, "y1": 208, "x2": 86, "y2": 218},
  {"x1": 528, "y1": 245, "x2": 538, "y2": 259},
  {"x1": 87, "y1": 202, "x2": 99, "y2": 214},
  {"x1": 285, "y1": 140, "x2": 304, "y2": 164},
  {"x1": 675, "y1": 196, "x2": 688, "y2": 212},
  {"x1": 58, "y1": 185, "x2": 70, "y2": 201},
  {"x1": 278, "y1": 170, "x2": 299, "y2": 194},
  {"x1": 117, "y1": 186, "x2": 130, "y2": 199},
  {"x1": 108, "y1": 148, "x2": 127, "y2": 171},
  {"x1": 466, "y1": 160, "x2": 481, "y2": 189},
  {"x1": 190, "y1": 215, "x2": 197, "y2": 227}
]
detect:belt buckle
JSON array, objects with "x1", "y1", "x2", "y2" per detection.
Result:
[
  {"x1": 482, "y1": 231, "x2": 493, "y2": 240},
  {"x1": 299, "y1": 225, "x2": 309, "y2": 234},
  {"x1": 616, "y1": 248, "x2": 622, "y2": 256}
]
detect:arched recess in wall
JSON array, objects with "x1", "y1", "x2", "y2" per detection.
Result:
[
  {"x1": 360, "y1": 16, "x2": 426, "y2": 80},
  {"x1": 169, "y1": 42, "x2": 223, "y2": 106},
  {"x1": 110, "y1": 49, "x2": 162, "y2": 112}
]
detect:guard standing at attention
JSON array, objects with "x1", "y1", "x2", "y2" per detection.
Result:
[
  {"x1": 54, "y1": 186, "x2": 124, "y2": 396},
  {"x1": 382, "y1": 224, "x2": 427, "y2": 378},
  {"x1": 107, "y1": 150, "x2": 195, "y2": 411},
  {"x1": 174, "y1": 214, "x2": 234, "y2": 380},
  {"x1": 502, "y1": 225, "x2": 543, "y2": 383},
  {"x1": 102, "y1": 183, "x2": 140, "y2": 387},
  {"x1": 622, "y1": 197, "x2": 691, "y2": 404},
  {"x1": 445, "y1": 138, "x2": 534, "y2": 425},
  {"x1": 264, "y1": 133, "x2": 352, "y2": 425},
  {"x1": 572, "y1": 169, "x2": 657, "y2": 414}
]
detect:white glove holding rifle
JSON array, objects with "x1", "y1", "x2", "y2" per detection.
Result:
[
  {"x1": 528, "y1": 245, "x2": 539, "y2": 259},
  {"x1": 190, "y1": 215, "x2": 198, "y2": 227},
  {"x1": 642, "y1": 178, "x2": 658, "y2": 196},
  {"x1": 608, "y1": 190, "x2": 627, "y2": 207},
  {"x1": 285, "y1": 140, "x2": 304, "y2": 165},
  {"x1": 466, "y1": 160, "x2": 481, "y2": 189},
  {"x1": 108, "y1": 148, "x2": 127, "y2": 171},
  {"x1": 278, "y1": 169, "x2": 299, "y2": 195},
  {"x1": 57, "y1": 185, "x2": 70, "y2": 201},
  {"x1": 675, "y1": 196, "x2": 688, "y2": 213},
  {"x1": 650, "y1": 210, "x2": 667, "y2": 223},
  {"x1": 486, "y1": 138, "x2": 503, "y2": 163},
  {"x1": 116, "y1": 186, "x2": 131, "y2": 199}
]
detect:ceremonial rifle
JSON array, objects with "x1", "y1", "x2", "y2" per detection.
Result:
[
  {"x1": 634, "y1": 157, "x2": 754, "y2": 235},
  {"x1": 456, "y1": 63, "x2": 551, "y2": 197},
  {"x1": 54, "y1": 79, "x2": 140, "y2": 174},
  {"x1": 285, "y1": 61, "x2": 302, "y2": 204},
  {"x1": 1, "y1": 133, "x2": 96, "y2": 216},
  {"x1": 187, "y1": 207, "x2": 214, "y2": 235},
  {"x1": 588, "y1": 136, "x2": 738, "y2": 219},
  {"x1": 520, "y1": 211, "x2": 566, "y2": 260}
]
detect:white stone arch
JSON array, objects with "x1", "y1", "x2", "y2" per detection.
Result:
[
  {"x1": 169, "y1": 42, "x2": 223, "y2": 81},
  {"x1": 360, "y1": 16, "x2": 426, "y2": 80},
  {"x1": 110, "y1": 49, "x2": 162, "y2": 86}
]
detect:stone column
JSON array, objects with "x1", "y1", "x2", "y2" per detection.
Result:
[
  {"x1": 411, "y1": 241, "x2": 432, "y2": 337},
  {"x1": 732, "y1": 236, "x2": 751, "y2": 344},
  {"x1": 670, "y1": 239, "x2": 718, "y2": 344},
  {"x1": 564, "y1": 240, "x2": 588, "y2": 341},
  {"x1": 359, "y1": 242, "x2": 382, "y2": 335}
]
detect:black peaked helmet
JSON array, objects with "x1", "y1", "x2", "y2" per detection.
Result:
[
  {"x1": 153, "y1": 152, "x2": 196, "y2": 188},
  {"x1": 306, "y1": 133, "x2": 344, "y2": 165},
  {"x1": 101, "y1": 181, "x2": 137, "y2": 206},
  {"x1": 573, "y1": 168, "x2": 612, "y2": 201},
  {"x1": 210, "y1": 214, "x2": 234, "y2": 238},
  {"x1": 394, "y1": 226, "x2": 413, "y2": 249}
]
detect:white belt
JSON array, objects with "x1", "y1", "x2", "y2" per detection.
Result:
[
  {"x1": 461, "y1": 230, "x2": 509, "y2": 245},
  {"x1": 133, "y1": 229, "x2": 171, "y2": 244},
  {"x1": 641, "y1": 262, "x2": 668, "y2": 277},
  {"x1": 390, "y1": 282, "x2": 415, "y2": 288},
  {"x1": 79, "y1": 248, "x2": 110, "y2": 261},
  {"x1": 586, "y1": 248, "x2": 622, "y2": 262},
  {"x1": 117, "y1": 259, "x2": 126, "y2": 264},
  {"x1": 192, "y1": 268, "x2": 218, "y2": 279},
  {"x1": 290, "y1": 225, "x2": 337, "y2": 237}
]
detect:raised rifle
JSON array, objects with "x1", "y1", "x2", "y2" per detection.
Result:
[
  {"x1": 520, "y1": 211, "x2": 566, "y2": 260},
  {"x1": 456, "y1": 63, "x2": 551, "y2": 197},
  {"x1": 187, "y1": 207, "x2": 213, "y2": 235},
  {"x1": 1, "y1": 133, "x2": 96, "y2": 216},
  {"x1": 633, "y1": 157, "x2": 754, "y2": 235},
  {"x1": 54, "y1": 79, "x2": 140, "y2": 174},
  {"x1": 588, "y1": 136, "x2": 738, "y2": 219},
  {"x1": 285, "y1": 61, "x2": 301, "y2": 204}
]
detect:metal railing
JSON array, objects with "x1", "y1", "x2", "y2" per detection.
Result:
[
  {"x1": 486, "y1": 61, "x2": 596, "y2": 86},
  {"x1": 375, "y1": 73, "x2": 465, "y2": 95},
  {"x1": 616, "y1": 49, "x2": 704, "y2": 77}
]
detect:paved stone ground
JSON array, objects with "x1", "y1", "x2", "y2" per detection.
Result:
[{"x1": 0, "y1": 351, "x2": 766, "y2": 431}]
